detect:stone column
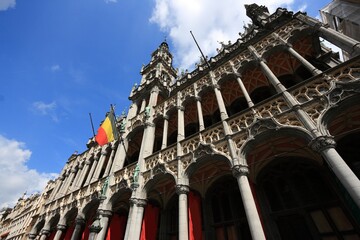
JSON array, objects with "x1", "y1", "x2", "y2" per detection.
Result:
[
  {"x1": 71, "y1": 165, "x2": 83, "y2": 191},
  {"x1": 213, "y1": 84, "x2": 229, "y2": 120},
  {"x1": 70, "y1": 217, "x2": 85, "y2": 240},
  {"x1": 110, "y1": 138, "x2": 129, "y2": 173},
  {"x1": 60, "y1": 168, "x2": 76, "y2": 195},
  {"x1": 88, "y1": 218, "x2": 101, "y2": 240},
  {"x1": 286, "y1": 46, "x2": 322, "y2": 75},
  {"x1": 161, "y1": 115, "x2": 169, "y2": 150},
  {"x1": 75, "y1": 159, "x2": 92, "y2": 188},
  {"x1": 49, "y1": 176, "x2": 64, "y2": 200},
  {"x1": 126, "y1": 198, "x2": 147, "y2": 240},
  {"x1": 123, "y1": 199, "x2": 135, "y2": 240},
  {"x1": 104, "y1": 143, "x2": 117, "y2": 176},
  {"x1": 53, "y1": 224, "x2": 66, "y2": 240},
  {"x1": 272, "y1": 32, "x2": 322, "y2": 75},
  {"x1": 176, "y1": 184, "x2": 189, "y2": 240},
  {"x1": 310, "y1": 136, "x2": 360, "y2": 208},
  {"x1": 91, "y1": 148, "x2": 109, "y2": 182},
  {"x1": 85, "y1": 155, "x2": 99, "y2": 185},
  {"x1": 127, "y1": 102, "x2": 138, "y2": 120},
  {"x1": 249, "y1": 45, "x2": 321, "y2": 138},
  {"x1": 95, "y1": 210, "x2": 112, "y2": 240},
  {"x1": 195, "y1": 97, "x2": 205, "y2": 131},
  {"x1": 177, "y1": 106, "x2": 185, "y2": 143},
  {"x1": 229, "y1": 61, "x2": 255, "y2": 107},
  {"x1": 39, "y1": 229, "x2": 50, "y2": 240},
  {"x1": 140, "y1": 99, "x2": 147, "y2": 113},
  {"x1": 232, "y1": 165, "x2": 266, "y2": 240},
  {"x1": 296, "y1": 14, "x2": 360, "y2": 56}
]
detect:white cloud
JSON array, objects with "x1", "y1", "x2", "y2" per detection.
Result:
[
  {"x1": 150, "y1": 0, "x2": 304, "y2": 70},
  {"x1": 32, "y1": 101, "x2": 59, "y2": 122},
  {"x1": 104, "y1": 0, "x2": 117, "y2": 3},
  {"x1": 0, "y1": 135, "x2": 57, "y2": 208},
  {"x1": 0, "y1": 0, "x2": 15, "y2": 11},
  {"x1": 51, "y1": 64, "x2": 61, "y2": 72}
]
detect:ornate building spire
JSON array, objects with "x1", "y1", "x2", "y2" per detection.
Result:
[
  {"x1": 245, "y1": 4, "x2": 270, "y2": 27},
  {"x1": 130, "y1": 41, "x2": 177, "y2": 101}
]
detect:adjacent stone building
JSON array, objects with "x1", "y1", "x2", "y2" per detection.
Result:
[
  {"x1": 2, "y1": 3, "x2": 360, "y2": 240},
  {"x1": 320, "y1": 0, "x2": 360, "y2": 60}
]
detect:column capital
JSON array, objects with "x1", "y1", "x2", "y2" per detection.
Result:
[
  {"x1": 75, "y1": 217, "x2": 86, "y2": 226},
  {"x1": 232, "y1": 165, "x2": 249, "y2": 178},
  {"x1": 57, "y1": 224, "x2": 67, "y2": 231},
  {"x1": 89, "y1": 218, "x2": 102, "y2": 233},
  {"x1": 163, "y1": 114, "x2": 169, "y2": 120},
  {"x1": 144, "y1": 121, "x2": 155, "y2": 128},
  {"x1": 28, "y1": 233, "x2": 37, "y2": 240},
  {"x1": 98, "y1": 209, "x2": 113, "y2": 217},
  {"x1": 101, "y1": 149, "x2": 108, "y2": 156},
  {"x1": 177, "y1": 106, "x2": 185, "y2": 111},
  {"x1": 40, "y1": 229, "x2": 51, "y2": 236},
  {"x1": 176, "y1": 184, "x2": 189, "y2": 195},
  {"x1": 212, "y1": 83, "x2": 221, "y2": 90},
  {"x1": 195, "y1": 96, "x2": 201, "y2": 102},
  {"x1": 129, "y1": 198, "x2": 147, "y2": 207},
  {"x1": 310, "y1": 136, "x2": 336, "y2": 152},
  {"x1": 85, "y1": 159, "x2": 92, "y2": 165}
]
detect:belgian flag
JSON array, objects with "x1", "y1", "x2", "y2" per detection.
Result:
[{"x1": 95, "y1": 107, "x2": 118, "y2": 146}]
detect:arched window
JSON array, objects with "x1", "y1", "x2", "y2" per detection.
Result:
[
  {"x1": 205, "y1": 176, "x2": 251, "y2": 240},
  {"x1": 258, "y1": 158, "x2": 360, "y2": 240}
]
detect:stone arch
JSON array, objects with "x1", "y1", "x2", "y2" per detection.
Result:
[
  {"x1": 30, "y1": 218, "x2": 45, "y2": 235},
  {"x1": 256, "y1": 156, "x2": 360, "y2": 239},
  {"x1": 144, "y1": 170, "x2": 177, "y2": 208},
  {"x1": 126, "y1": 125, "x2": 145, "y2": 166},
  {"x1": 166, "y1": 107, "x2": 178, "y2": 146},
  {"x1": 153, "y1": 116, "x2": 165, "y2": 153},
  {"x1": 240, "y1": 126, "x2": 317, "y2": 182},
  {"x1": 320, "y1": 94, "x2": 360, "y2": 179},
  {"x1": 108, "y1": 187, "x2": 132, "y2": 213},
  {"x1": 198, "y1": 86, "x2": 221, "y2": 128},
  {"x1": 63, "y1": 207, "x2": 78, "y2": 223},
  {"x1": 203, "y1": 174, "x2": 251, "y2": 240},
  {"x1": 79, "y1": 198, "x2": 100, "y2": 220},
  {"x1": 319, "y1": 93, "x2": 360, "y2": 136},
  {"x1": 46, "y1": 214, "x2": 60, "y2": 232},
  {"x1": 182, "y1": 96, "x2": 199, "y2": 137},
  {"x1": 184, "y1": 143, "x2": 233, "y2": 197},
  {"x1": 218, "y1": 73, "x2": 248, "y2": 116}
]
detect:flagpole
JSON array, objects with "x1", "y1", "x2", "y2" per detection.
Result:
[
  {"x1": 190, "y1": 30, "x2": 212, "y2": 70},
  {"x1": 111, "y1": 104, "x2": 130, "y2": 164},
  {"x1": 89, "y1": 113, "x2": 96, "y2": 137},
  {"x1": 110, "y1": 104, "x2": 120, "y2": 141}
]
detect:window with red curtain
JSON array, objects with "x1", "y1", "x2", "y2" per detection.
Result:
[
  {"x1": 106, "y1": 213, "x2": 127, "y2": 240},
  {"x1": 81, "y1": 219, "x2": 92, "y2": 240},
  {"x1": 188, "y1": 191, "x2": 202, "y2": 240},
  {"x1": 140, "y1": 203, "x2": 160, "y2": 240},
  {"x1": 48, "y1": 230, "x2": 56, "y2": 240},
  {"x1": 63, "y1": 225, "x2": 75, "y2": 240}
]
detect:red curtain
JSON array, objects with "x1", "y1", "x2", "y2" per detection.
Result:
[
  {"x1": 106, "y1": 214, "x2": 127, "y2": 240},
  {"x1": 64, "y1": 225, "x2": 75, "y2": 240},
  {"x1": 81, "y1": 219, "x2": 91, "y2": 240},
  {"x1": 140, "y1": 204, "x2": 160, "y2": 240},
  {"x1": 188, "y1": 191, "x2": 202, "y2": 240}
]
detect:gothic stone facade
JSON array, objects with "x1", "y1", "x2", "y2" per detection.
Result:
[{"x1": 9, "y1": 4, "x2": 360, "y2": 240}]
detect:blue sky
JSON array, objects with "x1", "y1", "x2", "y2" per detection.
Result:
[{"x1": 0, "y1": 0, "x2": 331, "y2": 207}]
